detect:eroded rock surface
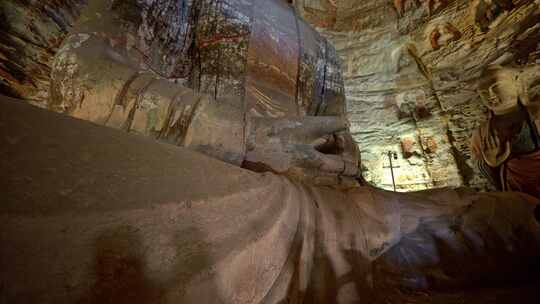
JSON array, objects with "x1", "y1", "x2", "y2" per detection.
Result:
[
  {"x1": 296, "y1": 0, "x2": 540, "y2": 191},
  {"x1": 0, "y1": 0, "x2": 87, "y2": 105}
]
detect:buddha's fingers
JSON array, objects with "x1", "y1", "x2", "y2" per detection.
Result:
[{"x1": 290, "y1": 144, "x2": 358, "y2": 176}]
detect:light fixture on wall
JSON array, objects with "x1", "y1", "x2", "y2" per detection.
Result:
[{"x1": 383, "y1": 150, "x2": 399, "y2": 191}]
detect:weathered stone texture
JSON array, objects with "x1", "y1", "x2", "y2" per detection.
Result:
[
  {"x1": 0, "y1": 0, "x2": 87, "y2": 105},
  {"x1": 297, "y1": 0, "x2": 540, "y2": 191}
]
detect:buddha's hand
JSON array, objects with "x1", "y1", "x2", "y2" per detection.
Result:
[
  {"x1": 244, "y1": 116, "x2": 359, "y2": 178},
  {"x1": 482, "y1": 128, "x2": 511, "y2": 167}
]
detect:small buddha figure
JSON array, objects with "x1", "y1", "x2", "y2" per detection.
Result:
[
  {"x1": 429, "y1": 22, "x2": 462, "y2": 50},
  {"x1": 471, "y1": 65, "x2": 540, "y2": 198},
  {"x1": 46, "y1": 0, "x2": 359, "y2": 186}
]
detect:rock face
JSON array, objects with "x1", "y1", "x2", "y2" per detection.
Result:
[
  {"x1": 296, "y1": 0, "x2": 540, "y2": 191},
  {"x1": 1, "y1": 0, "x2": 360, "y2": 187},
  {"x1": 0, "y1": 0, "x2": 87, "y2": 105}
]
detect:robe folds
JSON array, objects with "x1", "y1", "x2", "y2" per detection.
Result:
[
  {"x1": 471, "y1": 105, "x2": 540, "y2": 198},
  {"x1": 504, "y1": 149, "x2": 540, "y2": 198},
  {"x1": 2, "y1": 96, "x2": 540, "y2": 303}
]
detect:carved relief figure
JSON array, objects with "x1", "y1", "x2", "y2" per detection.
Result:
[
  {"x1": 46, "y1": 0, "x2": 357, "y2": 184},
  {"x1": 430, "y1": 22, "x2": 462, "y2": 50},
  {"x1": 471, "y1": 65, "x2": 540, "y2": 198}
]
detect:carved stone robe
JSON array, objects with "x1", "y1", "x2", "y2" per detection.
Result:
[{"x1": 1, "y1": 95, "x2": 540, "y2": 304}]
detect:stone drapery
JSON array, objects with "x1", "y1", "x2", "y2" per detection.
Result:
[{"x1": 1, "y1": 94, "x2": 540, "y2": 303}]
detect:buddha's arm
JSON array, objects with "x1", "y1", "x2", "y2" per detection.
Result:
[
  {"x1": 50, "y1": 32, "x2": 247, "y2": 165},
  {"x1": 48, "y1": 32, "x2": 356, "y2": 181}
]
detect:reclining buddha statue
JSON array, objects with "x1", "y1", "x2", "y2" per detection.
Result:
[{"x1": 1, "y1": 1, "x2": 539, "y2": 303}]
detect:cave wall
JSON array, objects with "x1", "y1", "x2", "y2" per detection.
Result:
[
  {"x1": 296, "y1": 0, "x2": 540, "y2": 191},
  {"x1": 0, "y1": 0, "x2": 88, "y2": 105}
]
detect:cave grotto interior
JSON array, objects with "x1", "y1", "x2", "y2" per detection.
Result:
[{"x1": 1, "y1": 0, "x2": 540, "y2": 303}]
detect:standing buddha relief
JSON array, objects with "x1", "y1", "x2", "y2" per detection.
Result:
[
  {"x1": 429, "y1": 22, "x2": 462, "y2": 50},
  {"x1": 471, "y1": 65, "x2": 540, "y2": 198}
]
